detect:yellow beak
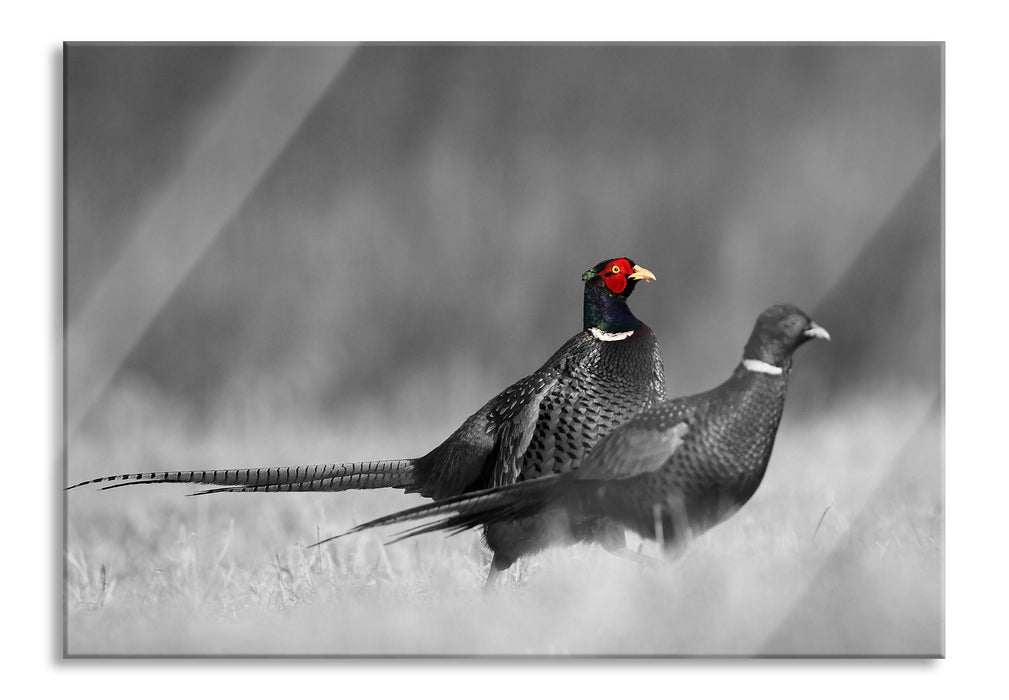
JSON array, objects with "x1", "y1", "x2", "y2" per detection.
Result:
[{"x1": 628, "y1": 264, "x2": 656, "y2": 282}]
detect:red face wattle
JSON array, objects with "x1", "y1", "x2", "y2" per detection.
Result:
[{"x1": 599, "y1": 258, "x2": 634, "y2": 295}]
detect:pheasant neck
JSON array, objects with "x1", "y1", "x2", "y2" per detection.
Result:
[
  {"x1": 583, "y1": 284, "x2": 643, "y2": 335},
  {"x1": 730, "y1": 357, "x2": 792, "y2": 395},
  {"x1": 722, "y1": 367, "x2": 790, "y2": 485}
]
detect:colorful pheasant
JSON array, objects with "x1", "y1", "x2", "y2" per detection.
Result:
[
  {"x1": 67, "y1": 258, "x2": 667, "y2": 581},
  {"x1": 322, "y1": 303, "x2": 829, "y2": 567}
]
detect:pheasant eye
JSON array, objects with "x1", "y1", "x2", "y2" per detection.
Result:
[{"x1": 611, "y1": 265, "x2": 622, "y2": 274}]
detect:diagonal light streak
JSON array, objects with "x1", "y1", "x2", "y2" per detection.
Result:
[
  {"x1": 755, "y1": 395, "x2": 941, "y2": 654},
  {"x1": 747, "y1": 149, "x2": 942, "y2": 653},
  {"x1": 67, "y1": 44, "x2": 357, "y2": 437}
]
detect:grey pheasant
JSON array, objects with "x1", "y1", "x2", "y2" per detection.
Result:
[{"x1": 324, "y1": 303, "x2": 829, "y2": 568}]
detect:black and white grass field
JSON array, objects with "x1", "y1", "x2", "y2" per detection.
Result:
[
  {"x1": 64, "y1": 43, "x2": 942, "y2": 656},
  {"x1": 67, "y1": 390, "x2": 939, "y2": 656}
]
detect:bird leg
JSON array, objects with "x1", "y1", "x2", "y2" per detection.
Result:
[
  {"x1": 659, "y1": 500, "x2": 695, "y2": 562},
  {"x1": 601, "y1": 542, "x2": 663, "y2": 568},
  {"x1": 605, "y1": 528, "x2": 663, "y2": 565},
  {"x1": 482, "y1": 553, "x2": 514, "y2": 591}
]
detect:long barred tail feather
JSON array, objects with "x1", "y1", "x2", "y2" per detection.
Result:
[
  {"x1": 310, "y1": 474, "x2": 564, "y2": 548},
  {"x1": 187, "y1": 464, "x2": 413, "y2": 495},
  {"x1": 65, "y1": 460, "x2": 417, "y2": 493}
]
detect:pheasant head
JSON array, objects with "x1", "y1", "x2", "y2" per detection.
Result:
[{"x1": 581, "y1": 257, "x2": 656, "y2": 337}]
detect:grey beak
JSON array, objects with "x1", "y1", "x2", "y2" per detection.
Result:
[{"x1": 803, "y1": 322, "x2": 831, "y2": 341}]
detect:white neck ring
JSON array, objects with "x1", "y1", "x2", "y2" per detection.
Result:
[
  {"x1": 589, "y1": 327, "x2": 635, "y2": 342},
  {"x1": 743, "y1": 358, "x2": 783, "y2": 375}
]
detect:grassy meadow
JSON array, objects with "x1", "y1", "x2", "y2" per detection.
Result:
[{"x1": 65, "y1": 385, "x2": 941, "y2": 656}]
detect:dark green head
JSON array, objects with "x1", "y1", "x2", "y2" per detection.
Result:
[{"x1": 582, "y1": 257, "x2": 656, "y2": 334}]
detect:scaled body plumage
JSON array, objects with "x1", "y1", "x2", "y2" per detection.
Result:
[{"x1": 330, "y1": 304, "x2": 829, "y2": 566}]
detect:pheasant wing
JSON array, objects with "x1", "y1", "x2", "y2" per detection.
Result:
[
  {"x1": 487, "y1": 370, "x2": 562, "y2": 487},
  {"x1": 574, "y1": 399, "x2": 697, "y2": 481}
]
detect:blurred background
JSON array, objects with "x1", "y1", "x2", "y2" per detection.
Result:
[{"x1": 65, "y1": 43, "x2": 941, "y2": 656}]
